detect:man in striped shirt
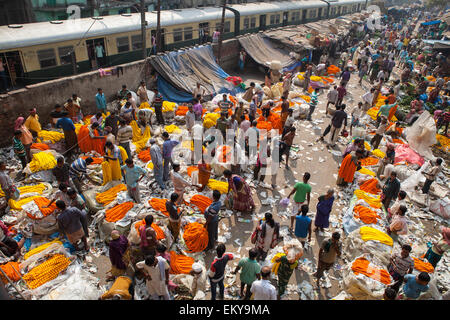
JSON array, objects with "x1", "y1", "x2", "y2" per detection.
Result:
[
  {"x1": 69, "y1": 157, "x2": 94, "y2": 193},
  {"x1": 307, "y1": 88, "x2": 319, "y2": 121},
  {"x1": 13, "y1": 130, "x2": 27, "y2": 170}
]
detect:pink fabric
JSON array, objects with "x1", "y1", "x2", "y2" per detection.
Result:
[
  {"x1": 394, "y1": 144, "x2": 425, "y2": 166},
  {"x1": 14, "y1": 117, "x2": 24, "y2": 131},
  {"x1": 442, "y1": 227, "x2": 450, "y2": 245}
]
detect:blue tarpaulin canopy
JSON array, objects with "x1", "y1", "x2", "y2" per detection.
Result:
[{"x1": 421, "y1": 20, "x2": 441, "y2": 26}]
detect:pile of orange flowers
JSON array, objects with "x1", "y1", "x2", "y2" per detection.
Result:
[
  {"x1": 138, "y1": 149, "x2": 151, "y2": 163},
  {"x1": 26, "y1": 197, "x2": 57, "y2": 220},
  {"x1": 96, "y1": 184, "x2": 127, "y2": 205},
  {"x1": 327, "y1": 65, "x2": 341, "y2": 75},
  {"x1": 175, "y1": 105, "x2": 189, "y2": 116},
  {"x1": 0, "y1": 262, "x2": 21, "y2": 284},
  {"x1": 105, "y1": 202, "x2": 134, "y2": 222},
  {"x1": 187, "y1": 166, "x2": 199, "y2": 177},
  {"x1": 169, "y1": 251, "x2": 195, "y2": 274},
  {"x1": 183, "y1": 222, "x2": 208, "y2": 253},
  {"x1": 189, "y1": 194, "x2": 212, "y2": 213},
  {"x1": 351, "y1": 257, "x2": 391, "y2": 285},
  {"x1": 134, "y1": 219, "x2": 165, "y2": 240},
  {"x1": 149, "y1": 198, "x2": 169, "y2": 217},
  {"x1": 360, "y1": 157, "x2": 379, "y2": 167},
  {"x1": 413, "y1": 257, "x2": 434, "y2": 273},
  {"x1": 81, "y1": 156, "x2": 103, "y2": 164},
  {"x1": 359, "y1": 178, "x2": 381, "y2": 195},
  {"x1": 353, "y1": 205, "x2": 381, "y2": 224},
  {"x1": 31, "y1": 143, "x2": 50, "y2": 151}
]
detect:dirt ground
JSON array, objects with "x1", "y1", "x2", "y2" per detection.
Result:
[{"x1": 90, "y1": 59, "x2": 441, "y2": 300}]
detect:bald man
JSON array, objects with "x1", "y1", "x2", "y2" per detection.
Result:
[{"x1": 250, "y1": 266, "x2": 277, "y2": 300}]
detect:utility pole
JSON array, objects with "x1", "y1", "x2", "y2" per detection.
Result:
[
  {"x1": 217, "y1": 0, "x2": 226, "y2": 63},
  {"x1": 156, "y1": 0, "x2": 161, "y2": 53},
  {"x1": 140, "y1": 0, "x2": 147, "y2": 59}
]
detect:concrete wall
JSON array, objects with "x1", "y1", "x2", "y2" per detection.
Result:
[
  {"x1": 0, "y1": 58, "x2": 151, "y2": 147},
  {"x1": 0, "y1": 40, "x2": 241, "y2": 147}
]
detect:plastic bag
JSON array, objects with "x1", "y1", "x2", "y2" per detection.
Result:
[{"x1": 279, "y1": 197, "x2": 290, "y2": 209}]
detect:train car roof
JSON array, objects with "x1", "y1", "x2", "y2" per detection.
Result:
[
  {"x1": 328, "y1": 0, "x2": 366, "y2": 6},
  {"x1": 0, "y1": 6, "x2": 233, "y2": 50},
  {"x1": 230, "y1": 1, "x2": 327, "y2": 16}
]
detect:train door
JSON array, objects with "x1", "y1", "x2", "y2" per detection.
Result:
[
  {"x1": 282, "y1": 11, "x2": 289, "y2": 26},
  {"x1": 86, "y1": 38, "x2": 107, "y2": 70},
  {"x1": 259, "y1": 15, "x2": 266, "y2": 31},
  {"x1": 199, "y1": 22, "x2": 209, "y2": 44},
  {"x1": 0, "y1": 51, "x2": 25, "y2": 91},
  {"x1": 302, "y1": 9, "x2": 307, "y2": 22},
  {"x1": 318, "y1": 8, "x2": 323, "y2": 19}
]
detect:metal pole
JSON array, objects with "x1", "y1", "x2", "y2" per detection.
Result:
[
  {"x1": 156, "y1": 0, "x2": 161, "y2": 53},
  {"x1": 217, "y1": 0, "x2": 226, "y2": 63},
  {"x1": 140, "y1": 0, "x2": 147, "y2": 59}
]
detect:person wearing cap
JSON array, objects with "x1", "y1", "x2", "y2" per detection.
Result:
[
  {"x1": 189, "y1": 262, "x2": 207, "y2": 298},
  {"x1": 121, "y1": 158, "x2": 146, "y2": 203},
  {"x1": 108, "y1": 230, "x2": 130, "y2": 280},
  {"x1": 314, "y1": 231, "x2": 341, "y2": 286},
  {"x1": 23, "y1": 108, "x2": 41, "y2": 139},
  {"x1": 149, "y1": 139, "x2": 165, "y2": 190}
]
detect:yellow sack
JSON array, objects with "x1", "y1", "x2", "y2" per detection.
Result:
[
  {"x1": 203, "y1": 113, "x2": 220, "y2": 129},
  {"x1": 102, "y1": 161, "x2": 112, "y2": 185},
  {"x1": 8, "y1": 196, "x2": 40, "y2": 211},
  {"x1": 165, "y1": 124, "x2": 182, "y2": 134},
  {"x1": 354, "y1": 189, "x2": 382, "y2": 209},
  {"x1": 207, "y1": 179, "x2": 229, "y2": 194},
  {"x1": 372, "y1": 149, "x2": 386, "y2": 158},
  {"x1": 37, "y1": 131, "x2": 64, "y2": 143},
  {"x1": 310, "y1": 76, "x2": 322, "y2": 82},
  {"x1": 359, "y1": 226, "x2": 393, "y2": 247},
  {"x1": 147, "y1": 162, "x2": 154, "y2": 170},
  {"x1": 364, "y1": 141, "x2": 371, "y2": 151},
  {"x1": 297, "y1": 73, "x2": 305, "y2": 80},
  {"x1": 29, "y1": 152, "x2": 57, "y2": 173},
  {"x1": 271, "y1": 253, "x2": 285, "y2": 275},
  {"x1": 0, "y1": 183, "x2": 46, "y2": 197},
  {"x1": 358, "y1": 167, "x2": 376, "y2": 177},
  {"x1": 162, "y1": 101, "x2": 176, "y2": 112}
]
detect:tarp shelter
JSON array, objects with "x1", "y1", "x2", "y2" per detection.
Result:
[
  {"x1": 421, "y1": 20, "x2": 441, "y2": 26},
  {"x1": 238, "y1": 33, "x2": 296, "y2": 69},
  {"x1": 150, "y1": 45, "x2": 241, "y2": 98},
  {"x1": 157, "y1": 76, "x2": 194, "y2": 103}
]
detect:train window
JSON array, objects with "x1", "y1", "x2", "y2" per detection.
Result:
[
  {"x1": 358, "y1": 4, "x2": 361, "y2": 11},
  {"x1": 250, "y1": 17, "x2": 256, "y2": 28},
  {"x1": 184, "y1": 27, "x2": 193, "y2": 40},
  {"x1": 331, "y1": 7, "x2": 337, "y2": 16},
  {"x1": 244, "y1": 18, "x2": 249, "y2": 30},
  {"x1": 116, "y1": 36, "x2": 130, "y2": 53},
  {"x1": 291, "y1": 11, "x2": 300, "y2": 21},
  {"x1": 308, "y1": 10, "x2": 317, "y2": 19},
  {"x1": 342, "y1": 6, "x2": 347, "y2": 14},
  {"x1": 131, "y1": 35, "x2": 143, "y2": 50},
  {"x1": 173, "y1": 28, "x2": 183, "y2": 42},
  {"x1": 270, "y1": 14, "x2": 280, "y2": 25},
  {"x1": 58, "y1": 46, "x2": 73, "y2": 65},
  {"x1": 215, "y1": 21, "x2": 230, "y2": 33},
  {"x1": 37, "y1": 48, "x2": 57, "y2": 68}
]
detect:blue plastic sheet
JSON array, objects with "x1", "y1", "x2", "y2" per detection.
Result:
[
  {"x1": 421, "y1": 20, "x2": 441, "y2": 26},
  {"x1": 157, "y1": 76, "x2": 194, "y2": 103}
]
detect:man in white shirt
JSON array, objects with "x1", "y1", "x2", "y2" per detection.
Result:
[
  {"x1": 126, "y1": 92, "x2": 137, "y2": 110},
  {"x1": 185, "y1": 105, "x2": 195, "y2": 134},
  {"x1": 171, "y1": 163, "x2": 196, "y2": 205},
  {"x1": 193, "y1": 82, "x2": 206, "y2": 100},
  {"x1": 136, "y1": 255, "x2": 170, "y2": 300},
  {"x1": 350, "y1": 102, "x2": 363, "y2": 136},
  {"x1": 326, "y1": 86, "x2": 339, "y2": 115},
  {"x1": 361, "y1": 88, "x2": 375, "y2": 111},
  {"x1": 250, "y1": 266, "x2": 276, "y2": 300}
]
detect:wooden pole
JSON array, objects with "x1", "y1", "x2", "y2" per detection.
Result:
[
  {"x1": 140, "y1": 0, "x2": 147, "y2": 59},
  {"x1": 217, "y1": 0, "x2": 226, "y2": 63},
  {"x1": 156, "y1": 0, "x2": 161, "y2": 53}
]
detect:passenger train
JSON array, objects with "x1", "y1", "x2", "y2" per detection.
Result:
[{"x1": 0, "y1": 0, "x2": 370, "y2": 86}]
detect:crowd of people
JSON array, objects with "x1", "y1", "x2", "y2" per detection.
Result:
[{"x1": 0, "y1": 5, "x2": 449, "y2": 301}]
